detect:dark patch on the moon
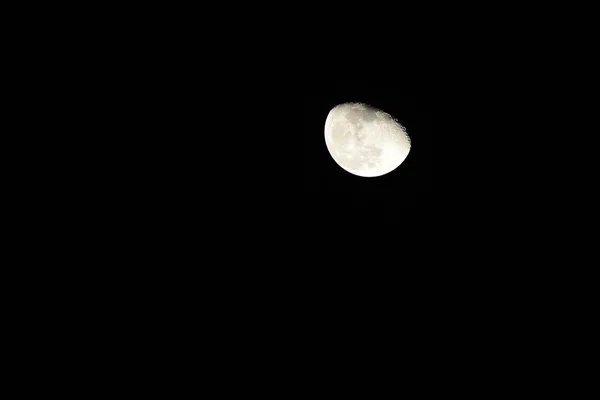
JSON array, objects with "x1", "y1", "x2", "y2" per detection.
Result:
[
  {"x1": 360, "y1": 109, "x2": 377, "y2": 122},
  {"x1": 345, "y1": 109, "x2": 363, "y2": 123},
  {"x1": 345, "y1": 104, "x2": 378, "y2": 122},
  {"x1": 342, "y1": 111, "x2": 364, "y2": 135},
  {"x1": 364, "y1": 145, "x2": 382, "y2": 158}
]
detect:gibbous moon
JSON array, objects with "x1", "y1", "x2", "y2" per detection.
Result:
[{"x1": 325, "y1": 102, "x2": 411, "y2": 177}]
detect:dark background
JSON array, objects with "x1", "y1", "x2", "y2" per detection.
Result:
[{"x1": 302, "y1": 79, "x2": 433, "y2": 224}]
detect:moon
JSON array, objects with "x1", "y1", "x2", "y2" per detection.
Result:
[{"x1": 324, "y1": 103, "x2": 411, "y2": 177}]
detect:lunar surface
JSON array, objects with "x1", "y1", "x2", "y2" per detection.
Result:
[{"x1": 324, "y1": 103, "x2": 411, "y2": 177}]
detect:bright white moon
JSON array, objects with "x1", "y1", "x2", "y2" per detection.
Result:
[{"x1": 324, "y1": 102, "x2": 411, "y2": 177}]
